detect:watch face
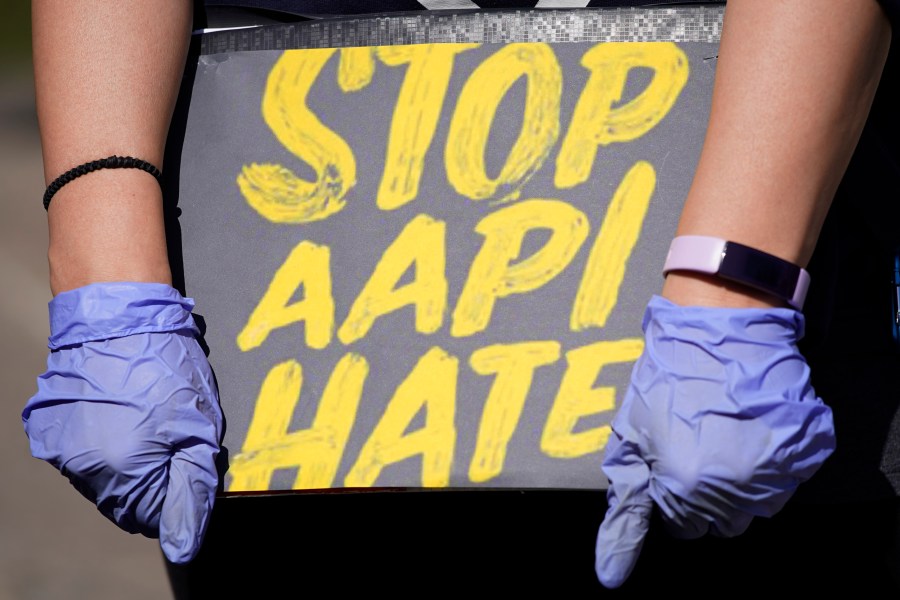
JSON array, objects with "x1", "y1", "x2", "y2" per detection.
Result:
[{"x1": 718, "y1": 241, "x2": 801, "y2": 301}]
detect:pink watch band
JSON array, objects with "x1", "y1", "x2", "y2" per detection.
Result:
[{"x1": 663, "y1": 235, "x2": 811, "y2": 310}]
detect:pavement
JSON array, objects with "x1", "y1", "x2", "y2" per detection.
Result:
[{"x1": 0, "y1": 71, "x2": 172, "y2": 600}]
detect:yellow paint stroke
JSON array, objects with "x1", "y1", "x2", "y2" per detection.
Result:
[
  {"x1": 338, "y1": 47, "x2": 376, "y2": 92},
  {"x1": 451, "y1": 199, "x2": 589, "y2": 338},
  {"x1": 377, "y1": 44, "x2": 479, "y2": 210},
  {"x1": 339, "y1": 214, "x2": 447, "y2": 345},
  {"x1": 237, "y1": 240, "x2": 334, "y2": 351},
  {"x1": 570, "y1": 161, "x2": 656, "y2": 331},
  {"x1": 445, "y1": 43, "x2": 561, "y2": 203},
  {"x1": 541, "y1": 338, "x2": 643, "y2": 458},
  {"x1": 229, "y1": 353, "x2": 369, "y2": 491},
  {"x1": 468, "y1": 341, "x2": 561, "y2": 483},
  {"x1": 555, "y1": 42, "x2": 688, "y2": 188},
  {"x1": 345, "y1": 346, "x2": 458, "y2": 488},
  {"x1": 238, "y1": 49, "x2": 356, "y2": 223}
]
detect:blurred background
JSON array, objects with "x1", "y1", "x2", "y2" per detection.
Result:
[{"x1": 0, "y1": 3, "x2": 172, "y2": 598}]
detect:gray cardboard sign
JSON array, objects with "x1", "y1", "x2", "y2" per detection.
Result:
[{"x1": 176, "y1": 25, "x2": 718, "y2": 492}]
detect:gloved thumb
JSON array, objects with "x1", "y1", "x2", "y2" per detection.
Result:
[
  {"x1": 159, "y1": 447, "x2": 218, "y2": 564},
  {"x1": 595, "y1": 438, "x2": 653, "y2": 589}
]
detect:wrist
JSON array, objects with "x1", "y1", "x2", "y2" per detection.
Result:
[
  {"x1": 644, "y1": 293, "x2": 807, "y2": 355},
  {"x1": 49, "y1": 257, "x2": 173, "y2": 297},
  {"x1": 48, "y1": 282, "x2": 197, "y2": 349},
  {"x1": 662, "y1": 272, "x2": 790, "y2": 309},
  {"x1": 660, "y1": 235, "x2": 809, "y2": 310},
  {"x1": 46, "y1": 169, "x2": 172, "y2": 295}
]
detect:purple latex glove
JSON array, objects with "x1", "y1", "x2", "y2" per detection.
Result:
[
  {"x1": 595, "y1": 295, "x2": 835, "y2": 588},
  {"x1": 22, "y1": 282, "x2": 223, "y2": 564}
]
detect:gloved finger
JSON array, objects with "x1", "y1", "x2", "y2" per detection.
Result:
[
  {"x1": 710, "y1": 511, "x2": 754, "y2": 538},
  {"x1": 660, "y1": 511, "x2": 709, "y2": 540},
  {"x1": 654, "y1": 491, "x2": 753, "y2": 540},
  {"x1": 33, "y1": 398, "x2": 169, "y2": 537},
  {"x1": 595, "y1": 438, "x2": 653, "y2": 589},
  {"x1": 159, "y1": 443, "x2": 219, "y2": 564},
  {"x1": 59, "y1": 434, "x2": 169, "y2": 537},
  {"x1": 652, "y1": 486, "x2": 713, "y2": 540}
]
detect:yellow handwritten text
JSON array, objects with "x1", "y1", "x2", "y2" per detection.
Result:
[
  {"x1": 570, "y1": 160, "x2": 656, "y2": 330},
  {"x1": 229, "y1": 338, "x2": 640, "y2": 490},
  {"x1": 468, "y1": 341, "x2": 561, "y2": 483},
  {"x1": 345, "y1": 346, "x2": 458, "y2": 488},
  {"x1": 451, "y1": 199, "x2": 589, "y2": 338},
  {"x1": 445, "y1": 43, "x2": 562, "y2": 203},
  {"x1": 229, "y1": 41, "x2": 694, "y2": 491},
  {"x1": 238, "y1": 49, "x2": 357, "y2": 223},
  {"x1": 541, "y1": 338, "x2": 644, "y2": 458},
  {"x1": 338, "y1": 214, "x2": 447, "y2": 345},
  {"x1": 555, "y1": 42, "x2": 688, "y2": 188},
  {"x1": 237, "y1": 241, "x2": 334, "y2": 351},
  {"x1": 229, "y1": 353, "x2": 369, "y2": 491},
  {"x1": 377, "y1": 44, "x2": 479, "y2": 210}
]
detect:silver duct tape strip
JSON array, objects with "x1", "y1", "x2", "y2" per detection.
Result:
[{"x1": 198, "y1": 7, "x2": 724, "y2": 55}]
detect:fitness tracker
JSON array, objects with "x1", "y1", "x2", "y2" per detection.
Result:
[{"x1": 663, "y1": 235, "x2": 811, "y2": 310}]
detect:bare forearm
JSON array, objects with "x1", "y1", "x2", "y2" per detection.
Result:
[
  {"x1": 664, "y1": 0, "x2": 891, "y2": 308},
  {"x1": 33, "y1": 0, "x2": 192, "y2": 295}
]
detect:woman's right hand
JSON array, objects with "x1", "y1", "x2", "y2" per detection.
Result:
[{"x1": 23, "y1": 282, "x2": 223, "y2": 563}]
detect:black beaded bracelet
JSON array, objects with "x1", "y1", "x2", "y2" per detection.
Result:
[{"x1": 43, "y1": 155, "x2": 163, "y2": 211}]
